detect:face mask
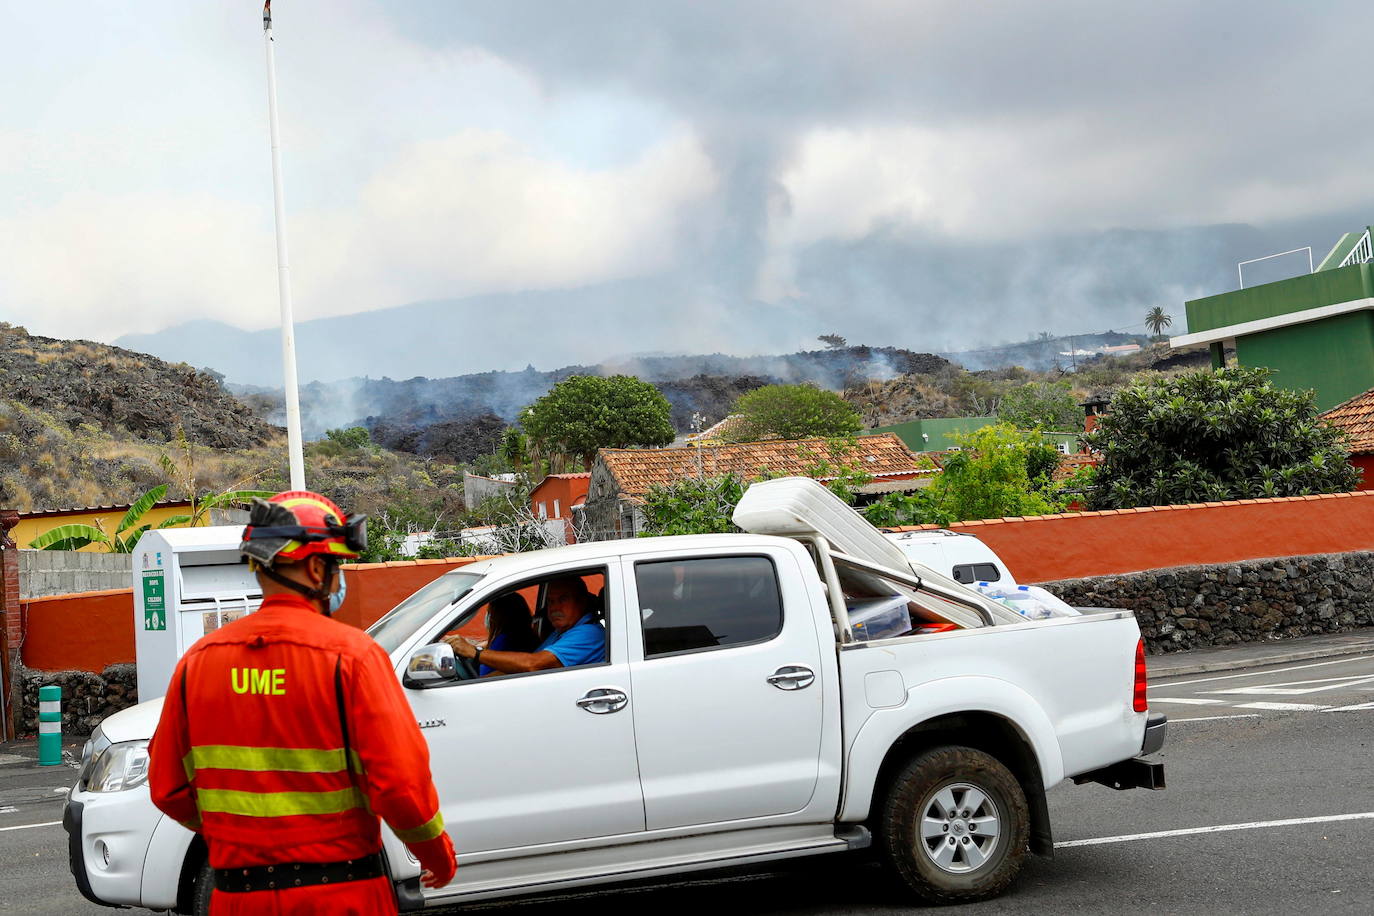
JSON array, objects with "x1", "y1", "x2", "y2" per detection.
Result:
[{"x1": 327, "y1": 568, "x2": 347, "y2": 616}]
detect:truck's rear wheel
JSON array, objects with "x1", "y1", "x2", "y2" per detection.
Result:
[{"x1": 878, "y1": 745, "x2": 1029, "y2": 904}]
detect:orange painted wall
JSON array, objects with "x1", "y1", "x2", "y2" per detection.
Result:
[
  {"x1": 21, "y1": 588, "x2": 136, "y2": 672},
  {"x1": 1352, "y1": 456, "x2": 1374, "y2": 490},
  {"x1": 892, "y1": 491, "x2": 1374, "y2": 583},
  {"x1": 23, "y1": 491, "x2": 1374, "y2": 672}
]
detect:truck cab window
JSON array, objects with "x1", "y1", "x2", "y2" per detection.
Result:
[{"x1": 636, "y1": 556, "x2": 782, "y2": 658}]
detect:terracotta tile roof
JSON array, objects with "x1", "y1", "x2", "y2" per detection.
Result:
[
  {"x1": 1053, "y1": 453, "x2": 1101, "y2": 481},
  {"x1": 598, "y1": 434, "x2": 925, "y2": 498},
  {"x1": 18, "y1": 500, "x2": 193, "y2": 519},
  {"x1": 1321, "y1": 388, "x2": 1374, "y2": 453},
  {"x1": 685, "y1": 415, "x2": 759, "y2": 443}
]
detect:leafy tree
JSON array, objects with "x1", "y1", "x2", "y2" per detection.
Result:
[
  {"x1": 864, "y1": 424, "x2": 1064, "y2": 526},
  {"x1": 638, "y1": 475, "x2": 747, "y2": 536},
  {"x1": 520, "y1": 375, "x2": 674, "y2": 469},
  {"x1": 997, "y1": 380, "x2": 1082, "y2": 432},
  {"x1": 500, "y1": 427, "x2": 530, "y2": 476},
  {"x1": 1084, "y1": 367, "x2": 1359, "y2": 509},
  {"x1": 325, "y1": 426, "x2": 372, "y2": 450},
  {"x1": 818, "y1": 334, "x2": 847, "y2": 350},
  {"x1": 726, "y1": 384, "x2": 862, "y2": 442},
  {"x1": 1145, "y1": 307, "x2": 1173, "y2": 336}
]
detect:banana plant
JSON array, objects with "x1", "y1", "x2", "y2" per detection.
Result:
[
  {"x1": 31, "y1": 485, "x2": 175, "y2": 553},
  {"x1": 29, "y1": 484, "x2": 272, "y2": 553}
]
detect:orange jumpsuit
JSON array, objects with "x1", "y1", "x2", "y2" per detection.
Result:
[{"x1": 148, "y1": 593, "x2": 455, "y2": 915}]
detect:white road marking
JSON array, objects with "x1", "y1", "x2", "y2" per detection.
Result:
[
  {"x1": 1155, "y1": 655, "x2": 1374, "y2": 689},
  {"x1": 0, "y1": 820, "x2": 62, "y2": 833},
  {"x1": 1323, "y1": 701, "x2": 1374, "y2": 712},
  {"x1": 1148, "y1": 697, "x2": 1226, "y2": 706},
  {"x1": 1235, "y1": 701, "x2": 1331, "y2": 711},
  {"x1": 1056, "y1": 812, "x2": 1374, "y2": 848},
  {"x1": 1168, "y1": 714, "x2": 1261, "y2": 723},
  {"x1": 1206, "y1": 674, "x2": 1374, "y2": 696}
]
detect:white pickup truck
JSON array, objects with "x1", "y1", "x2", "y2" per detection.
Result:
[{"x1": 65, "y1": 479, "x2": 1165, "y2": 911}]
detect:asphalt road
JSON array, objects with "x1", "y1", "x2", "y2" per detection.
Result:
[{"x1": 6, "y1": 652, "x2": 1374, "y2": 914}]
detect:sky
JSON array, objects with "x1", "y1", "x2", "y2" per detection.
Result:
[{"x1": 5, "y1": 1, "x2": 1374, "y2": 362}]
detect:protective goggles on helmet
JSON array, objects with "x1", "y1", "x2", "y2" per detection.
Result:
[{"x1": 241, "y1": 498, "x2": 368, "y2": 567}]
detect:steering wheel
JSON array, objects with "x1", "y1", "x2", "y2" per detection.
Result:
[{"x1": 455, "y1": 653, "x2": 480, "y2": 681}]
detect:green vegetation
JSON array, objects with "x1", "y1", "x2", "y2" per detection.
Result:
[
  {"x1": 996, "y1": 380, "x2": 1081, "y2": 432},
  {"x1": 519, "y1": 375, "x2": 675, "y2": 469},
  {"x1": 1084, "y1": 367, "x2": 1359, "y2": 508},
  {"x1": 863, "y1": 424, "x2": 1065, "y2": 527},
  {"x1": 727, "y1": 383, "x2": 863, "y2": 442},
  {"x1": 1145, "y1": 307, "x2": 1173, "y2": 336},
  {"x1": 29, "y1": 485, "x2": 180, "y2": 553},
  {"x1": 325, "y1": 426, "x2": 371, "y2": 450},
  {"x1": 638, "y1": 475, "x2": 747, "y2": 536}
]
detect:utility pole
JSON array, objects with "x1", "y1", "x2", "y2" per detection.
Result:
[{"x1": 262, "y1": 0, "x2": 306, "y2": 489}]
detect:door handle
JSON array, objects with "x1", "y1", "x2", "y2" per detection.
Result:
[
  {"x1": 576, "y1": 687, "x2": 629, "y2": 714},
  {"x1": 767, "y1": 666, "x2": 815, "y2": 691}
]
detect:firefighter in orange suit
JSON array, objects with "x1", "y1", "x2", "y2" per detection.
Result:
[{"x1": 148, "y1": 491, "x2": 456, "y2": 914}]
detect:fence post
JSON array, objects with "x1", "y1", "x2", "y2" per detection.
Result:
[{"x1": 38, "y1": 685, "x2": 62, "y2": 766}]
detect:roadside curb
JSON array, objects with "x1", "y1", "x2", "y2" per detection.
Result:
[{"x1": 1148, "y1": 638, "x2": 1374, "y2": 679}]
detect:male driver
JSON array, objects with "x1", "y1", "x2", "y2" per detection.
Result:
[
  {"x1": 148, "y1": 491, "x2": 457, "y2": 914},
  {"x1": 446, "y1": 576, "x2": 605, "y2": 673}
]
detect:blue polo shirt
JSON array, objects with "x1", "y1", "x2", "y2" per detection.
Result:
[{"x1": 539, "y1": 615, "x2": 606, "y2": 668}]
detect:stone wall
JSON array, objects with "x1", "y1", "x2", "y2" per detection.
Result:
[
  {"x1": 1040, "y1": 551, "x2": 1374, "y2": 654},
  {"x1": 16, "y1": 662, "x2": 136, "y2": 737},
  {"x1": 20, "y1": 549, "x2": 130, "y2": 599}
]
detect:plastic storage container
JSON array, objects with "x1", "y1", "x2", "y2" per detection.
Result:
[
  {"x1": 971, "y1": 583, "x2": 1079, "y2": 619},
  {"x1": 847, "y1": 595, "x2": 912, "y2": 641}
]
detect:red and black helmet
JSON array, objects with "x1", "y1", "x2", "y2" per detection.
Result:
[{"x1": 240, "y1": 491, "x2": 366, "y2": 568}]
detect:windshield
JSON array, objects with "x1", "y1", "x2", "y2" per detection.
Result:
[{"x1": 367, "y1": 571, "x2": 484, "y2": 653}]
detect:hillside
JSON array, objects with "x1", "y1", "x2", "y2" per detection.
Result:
[
  {"x1": 0, "y1": 324, "x2": 463, "y2": 522},
  {"x1": 236, "y1": 346, "x2": 953, "y2": 459},
  {"x1": 0, "y1": 323, "x2": 272, "y2": 447}
]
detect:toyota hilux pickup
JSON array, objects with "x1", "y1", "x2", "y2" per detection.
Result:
[{"x1": 65, "y1": 478, "x2": 1166, "y2": 912}]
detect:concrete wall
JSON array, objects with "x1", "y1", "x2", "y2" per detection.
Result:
[
  {"x1": 1042, "y1": 552, "x2": 1374, "y2": 655},
  {"x1": 1237, "y1": 310, "x2": 1374, "y2": 410},
  {"x1": 19, "y1": 550, "x2": 129, "y2": 599}
]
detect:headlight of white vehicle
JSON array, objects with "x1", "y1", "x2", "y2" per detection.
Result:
[{"x1": 85, "y1": 739, "x2": 151, "y2": 793}]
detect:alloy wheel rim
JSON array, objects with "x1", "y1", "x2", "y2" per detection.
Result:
[{"x1": 916, "y1": 781, "x2": 1001, "y2": 874}]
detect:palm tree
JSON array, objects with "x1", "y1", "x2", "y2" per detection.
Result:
[{"x1": 1145, "y1": 307, "x2": 1173, "y2": 336}]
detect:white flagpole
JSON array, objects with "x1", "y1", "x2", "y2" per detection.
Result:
[{"x1": 263, "y1": 0, "x2": 306, "y2": 490}]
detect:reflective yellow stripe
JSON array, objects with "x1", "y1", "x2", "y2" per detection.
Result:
[
  {"x1": 190, "y1": 745, "x2": 352, "y2": 774},
  {"x1": 197, "y1": 787, "x2": 367, "y2": 819},
  {"x1": 392, "y1": 811, "x2": 444, "y2": 844}
]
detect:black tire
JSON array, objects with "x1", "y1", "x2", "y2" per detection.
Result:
[
  {"x1": 877, "y1": 745, "x2": 1029, "y2": 905},
  {"x1": 189, "y1": 860, "x2": 213, "y2": 916}
]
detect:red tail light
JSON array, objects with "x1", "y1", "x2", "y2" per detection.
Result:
[{"x1": 1132, "y1": 638, "x2": 1148, "y2": 712}]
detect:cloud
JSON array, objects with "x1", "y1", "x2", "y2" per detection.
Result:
[
  {"x1": 293, "y1": 128, "x2": 716, "y2": 315},
  {"x1": 9, "y1": 0, "x2": 1374, "y2": 361}
]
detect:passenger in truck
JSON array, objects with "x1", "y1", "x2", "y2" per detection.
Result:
[
  {"x1": 444, "y1": 576, "x2": 605, "y2": 674},
  {"x1": 475, "y1": 592, "x2": 540, "y2": 676}
]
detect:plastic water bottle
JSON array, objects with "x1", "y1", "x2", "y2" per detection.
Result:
[{"x1": 974, "y1": 583, "x2": 1054, "y2": 619}]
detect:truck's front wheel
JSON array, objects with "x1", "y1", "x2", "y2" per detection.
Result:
[
  {"x1": 878, "y1": 745, "x2": 1029, "y2": 904},
  {"x1": 188, "y1": 860, "x2": 213, "y2": 916}
]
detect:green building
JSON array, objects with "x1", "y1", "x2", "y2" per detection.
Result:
[
  {"x1": 871, "y1": 416, "x2": 1080, "y2": 454},
  {"x1": 1172, "y1": 227, "x2": 1374, "y2": 410}
]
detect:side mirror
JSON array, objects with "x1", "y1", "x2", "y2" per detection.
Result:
[{"x1": 405, "y1": 642, "x2": 457, "y2": 686}]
